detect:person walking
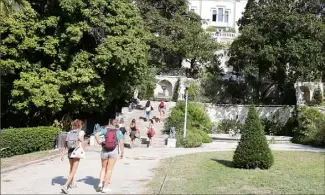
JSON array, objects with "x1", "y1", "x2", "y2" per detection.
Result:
[
  {"x1": 158, "y1": 100, "x2": 166, "y2": 120},
  {"x1": 144, "y1": 100, "x2": 152, "y2": 121},
  {"x1": 147, "y1": 119, "x2": 155, "y2": 148},
  {"x1": 119, "y1": 118, "x2": 127, "y2": 136},
  {"x1": 129, "y1": 119, "x2": 139, "y2": 148},
  {"x1": 95, "y1": 119, "x2": 124, "y2": 193},
  {"x1": 60, "y1": 119, "x2": 86, "y2": 194}
]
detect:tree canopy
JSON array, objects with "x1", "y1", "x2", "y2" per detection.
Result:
[
  {"x1": 0, "y1": 0, "x2": 150, "y2": 127},
  {"x1": 136, "y1": 0, "x2": 220, "y2": 77},
  {"x1": 228, "y1": 0, "x2": 325, "y2": 104}
]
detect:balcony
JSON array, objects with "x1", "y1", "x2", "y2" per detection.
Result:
[{"x1": 209, "y1": 31, "x2": 239, "y2": 44}]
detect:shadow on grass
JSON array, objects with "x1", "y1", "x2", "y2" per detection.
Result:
[{"x1": 211, "y1": 159, "x2": 234, "y2": 168}]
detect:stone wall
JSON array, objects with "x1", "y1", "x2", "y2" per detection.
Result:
[{"x1": 205, "y1": 104, "x2": 295, "y2": 124}]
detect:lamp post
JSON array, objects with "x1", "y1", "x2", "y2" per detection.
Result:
[{"x1": 183, "y1": 84, "x2": 189, "y2": 138}]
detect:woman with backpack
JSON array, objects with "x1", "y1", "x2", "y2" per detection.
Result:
[
  {"x1": 60, "y1": 119, "x2": 85, "y2": 194},
  {"x1": 147, "y1": 119, "x2": 156, "y2": 148},
  {"x1": 94, "y1": 119, "x2": 124, "y2": 193},
  {"x1": 158, "y1": 100, "x2": 166, "y2": 120},
  {"x1": 129, "y1": 119, "x2": 139, "y2": 148},
  {"x1": 144, "y1": 100, "x2": 152, "y2": 121}
]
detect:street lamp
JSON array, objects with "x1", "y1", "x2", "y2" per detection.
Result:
[{"x1": 183, "y1": 84, "x2": 189, "y2": 138}]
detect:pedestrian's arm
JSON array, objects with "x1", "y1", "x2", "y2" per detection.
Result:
[
  {"x1": 95, "y1": 132, "x2": 102, "y2": 145},
  {"x1": 119, "y1": 139, "x2": 124, "y2": 157},
  {"x1": 80, "y1": 131, "x2": 86, "y2": 149},
  {"x1": 60, "y1": 141, "x2": 67, "y2": 159}
]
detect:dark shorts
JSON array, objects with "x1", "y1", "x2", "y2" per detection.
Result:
[
  {"x1": 67, "y1": 148, "x2": 75, "y2": 159},
  {"x1": 130, "y1": 131, "x2": 137, "y2": 140}
]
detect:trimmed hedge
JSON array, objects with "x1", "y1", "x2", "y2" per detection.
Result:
[
  {"x1": 233, "y1": 105, "x2": 274, "y2": 169},
  {"x1": 0, "y1": 126, "x2": 60, "y2": 158}
]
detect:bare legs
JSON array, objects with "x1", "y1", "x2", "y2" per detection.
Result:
[
  {"x1": 65, "y1": 159, "x2": 79, "y2": 186},
  {"x1": 98, "y1": 159, "x2": 108, "y2": 188},
  {"x1": 148, "y1": 137, "x2": 152, "y2": 147},
  {"x1": 159, "y1": 109, "x2": 165, "y2": 120},
  {"x1": 62, "y1": 158, "x2": 80, "y2": 193},
  {"x1": 103, "y1": 158, "x2": 117, "y2": 189},
  {"x1": 130, "y1": 138, "x2": 135, "y2": 148},
  {"x1": 98, "y1": 158, "x2": 117, "y2": 191}
]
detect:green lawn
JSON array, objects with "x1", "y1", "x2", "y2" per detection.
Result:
[{"x1": 147, "y1": 151, "x2": 325, "y2": 194}]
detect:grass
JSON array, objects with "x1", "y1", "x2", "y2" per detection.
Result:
[
  {"x1": 1, "y1": 150, "x2": 60, "y2": 169},
  {"x1": 147, "y1": 151, "x2": 325, "y2": 194}
]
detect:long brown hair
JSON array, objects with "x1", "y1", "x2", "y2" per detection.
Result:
[{"x1": 71, "y1": 119, "x2": 83, "y2": 129}]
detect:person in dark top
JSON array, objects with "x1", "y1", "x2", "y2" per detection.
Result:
[{"x1": 129, "y1": 119, "x2": 139, "y2": 148}]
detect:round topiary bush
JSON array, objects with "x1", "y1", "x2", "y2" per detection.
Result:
[{"x1": 233, "y1": 105, "x2": 274, "y2": 169}]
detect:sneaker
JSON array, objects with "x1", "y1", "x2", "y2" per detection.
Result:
[
  {"x1": 102, "y1": 188, "x2": 111, "y2": 193},
  {"x1": 96, "y1": 186, "x2": 102, "y2": 192},
  {"x1": 61, "y1": 185, "x2": 69, "y2": 194},
  {"x1": 69, "y1": 183, "x2": 77, "y2": 189}
]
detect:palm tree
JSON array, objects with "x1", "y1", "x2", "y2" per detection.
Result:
[{"x1": 0, "y1": 0, "x2": 26, "y2": 16}]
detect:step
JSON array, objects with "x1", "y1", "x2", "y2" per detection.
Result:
[{"x1": 120, "y1": 101, "x2": 176, "y2": 148}]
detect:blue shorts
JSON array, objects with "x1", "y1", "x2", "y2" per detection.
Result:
[{"x1": 101, "y1": 146, "x2": 119, "y2": 159}]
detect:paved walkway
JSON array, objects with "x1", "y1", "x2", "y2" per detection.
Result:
[{"x1": 1, "y1": 143, "x2": 323, "y2": 194}]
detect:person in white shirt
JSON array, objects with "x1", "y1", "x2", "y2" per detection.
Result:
[{"x1": 60, "y1": 119, "x2": 86, "y2": 194}]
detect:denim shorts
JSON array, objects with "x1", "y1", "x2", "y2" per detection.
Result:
[{"x1": 101, "y1": 146, "x2": 119, "y2": 159}]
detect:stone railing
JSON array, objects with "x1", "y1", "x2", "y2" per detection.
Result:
[
  {"x1": 154, "y1": 95, "x2": 172, "y2": 102},
  {"x1": 208, "y1": 32, "x2": 239, "y2": 44}
]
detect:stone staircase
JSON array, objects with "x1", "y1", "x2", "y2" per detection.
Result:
[{"x1": 120, "y1": 101, "x2": 176, "y2": 148}]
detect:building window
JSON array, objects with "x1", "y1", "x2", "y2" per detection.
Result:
[
  {"x1": 212, "y1": 10, "x2": 217, "y2": 22},
  {"x1": 218, "y1": 8, "x2": 223, "y2": 22},
  {"x1": 224, "y1": 10, "x2": 229, "y2": 23}
]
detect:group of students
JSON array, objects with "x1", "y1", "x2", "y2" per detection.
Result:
[
  {"x1": 60, "y1": 103, "x2": 162, "y2": 194},
  {"x1": 60, "y1": 119, "x2": 124, "y2": 194},
  {"x1": 143, "y1": 100, "x2": 167, "y2": 121},
  {"x1": 128, "y1": 118, "x2": 155, "y2": 148}
]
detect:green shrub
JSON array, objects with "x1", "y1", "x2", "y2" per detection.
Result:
[
  {"x1": 0, "y1": 126, "x2": 60, "y2": 158},
  {"x1": 281, "y1": 116, "x2": 298, "y2": 137},
  {"x1": 176, "y1": 131, "x2": 202, "y2": 148},
  {"x1": 233, "y1": 105, "x2": 274, "y2": 169},
  {"x1": 188, "y1": 82, "x2": 199, "y2": 101},
  {"x1": 312, "y1": 87, "x2": 323, "y2": 105},
  {"x1": 167, "y1": 102, "x2": 213, "y2": 148},
  {"x1": 292, "y1": 106, "x2": 325, "y2": 147},
  {"x1": 137, "y1": 69, "x2": 156, "y2": 99},
  {"x1": 197, "y1": 129, "x2": 213, "y2": 143},
  {"x1": 166, "y1": 101, "x2": 213, "y2": 133},
  {"x1": 216, "y1": 119, "x2": 243, "y2": 134},
  {"x1": 172, "y1": 78, "x2": 180, "y2": 102},
  {"x1": 261, "y1": 119, "x2": 284, "y2": 136}
]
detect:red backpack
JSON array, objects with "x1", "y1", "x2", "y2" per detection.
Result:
[
  {"x1": 147, "y1": 128, "x2": 155, "y2": 137},
  {"x1": 104, "y1": 128, "x2": 117, "y2": 151}
]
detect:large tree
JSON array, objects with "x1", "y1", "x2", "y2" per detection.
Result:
[
  {"x1": 0, "y1": 0, "x2": 149, "y2": 127},
  {"x1": 136, "y1": 0, "x2": 219, "y2": 77},
  {"x1": 228, "y1": 0, "x2": 325, "y2": 104},
  {"x1": 0, "y1": 0, "x2": 26, "y2": 16}
]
